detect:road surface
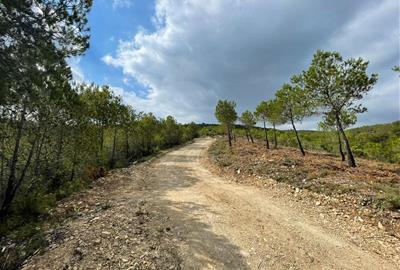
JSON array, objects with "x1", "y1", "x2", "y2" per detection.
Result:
[{"x1": 23, "y1": 138, "x2": 398, "y2": 269}]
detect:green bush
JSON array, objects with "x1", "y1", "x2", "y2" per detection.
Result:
[{"x1": 15, "y1": 192, "x2": 57, "y2": 218}]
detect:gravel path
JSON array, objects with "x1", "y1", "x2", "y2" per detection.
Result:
[{"x1": 22, "y1": 138, "x2": 398, "y2": 269}]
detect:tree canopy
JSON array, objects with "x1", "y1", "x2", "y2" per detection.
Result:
[
  {"x1": 303, "y1": 50, "x2": 378, "y2": 166},
  {"x1": 215, "y1": 100, "x2": 237, "y2": 146},
  {"x1": 215, "y1": 100, "x2": 238, "y2": 126},
  {"x1": 275, "y1": 81, "x2": 314, "y2": 156},
  {"x1": 240, "y1": 110, "x2": 256, "y2": 143},
  {"x1": 240, "y1": 110, "x2": 256, "y2": 128}
]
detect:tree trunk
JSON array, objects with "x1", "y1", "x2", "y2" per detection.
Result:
[
  {"x1": 34, "y1": 133, "x2": 45, "y2": 176},
  {"x1": 125, "y1": 129, "x2": 130, "y2": 159},
  {"x1": 0, "y1": 106, "x2": 26, "y2": 217},
  {"x1": 0, "y1": 134, "x2": 36, "y2": 218},
  {"x1": 70, "y1": 144, "x2": 78, "y2": 182},
  {"x1": 245, "y1": 129, "x2": 250, "y2": 142},
  {"x1": 55, "y1": 129, "x2": 64, "y2": 166},
  {"x1": 273, "y1": 123, "x2": 277, "y2": 149},
  {"x1": 13, "y1": 137, "x2": 37, "y2": 193},
  {"x1": 263, "y1": 120, "x2": 269, "y2": 149},
  {"x1": 290, "y1": 116, "x2": 305, "y2": 156},
  {"x1": 336, "y1": 127, "x2": 345, "y2": 161},
  {"x1": 100, "y1": 128, "x2": 104, "y2": 152},
  {"x1": 70, "y1": 162, "x2": 76, "y2": 182},
  {"x1": 336, "y1": 114, "x2": 356, "y2": 167},
  {"x1": 227, "y1": 126, "x2": 232, "y2": 147},
  {"x1": 96, "y1": 127, "x2": 105, "y2": 165},
  {"x1": 0, "y1": 136, "x2": 4, "y2": 186},
  {"x1": 248, "y1": 128, "x2": 254, "y2": 143},
  {"x1": 109, "y1": 127, "x2": 117, "y2": 169}
]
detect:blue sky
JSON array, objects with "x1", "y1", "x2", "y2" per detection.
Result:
[
  {"x1": 72, "y1": 0, "x2": 399, "y2": 128},
  {"x1": 74, "y1": 0, "x2": 155, "y2": 96}
]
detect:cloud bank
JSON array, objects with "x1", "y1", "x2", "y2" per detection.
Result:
[{"x1": 103, "y1": 0, "x2": 399, "y2": 128}]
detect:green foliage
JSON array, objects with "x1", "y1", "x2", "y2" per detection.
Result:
[
  {"x1": 215, "y1": 100, "x2": 238, "y2": 126},
  {"x1": 304, "y1": 50, "x2": 378, "y2": 116},
  {"x1": 0, "y1": 225, "x2": 46, "y2": 270},
  {"x1": 160, "y1": 116, "x2": 183, "y2": 147},
  {"x1": 347, "y1": 121, "x2": 400, "y2": 163},
  {"x1": 275, "y1": 81, "x2": 314, "y2": 124},
  {"x1": 254, "y1": 101, "x2": 269, "y2": 122},
  {"x1": 0, "y1": 87, "x2": 198, "y2": 226},
  {"x1": 182, "y1": 122, "x2": 200, "y2": 142},
  {"x1": 372, "y1": 184, "x2": 400, "y2": 210},
  {"x1": 319, "y1": 110, "x2": 357, "y2": 131},
  {"x1": 303, "y1": 50, "x2": 378, "y2": 166},
  {"x1": 255, "y1": 100, "x2": 284, "y2": 125},
  {"x1": 215, "y1": 100, "x2": 238, "y2": 146},
  {"x1": 274, "y1": 80, "x2": 314, "y2": 155},
  {"x1": 384, "y1": 194, "x2": 400, "y2": 210},
  {"x1": 239, "y1": 110, "x2": 256, "y2": 128},
  {"x1": 198, "y1": 124, "x2": 224, "y2": 137}
]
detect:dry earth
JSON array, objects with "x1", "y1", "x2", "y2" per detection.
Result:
[{"x1": 21, "y1": 138, "x2": 399, "y2": 269}]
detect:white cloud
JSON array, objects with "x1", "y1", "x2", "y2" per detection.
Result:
[
  {"x1": 103, "y1": 0, "x2": 399, "y2": 127},
  {"x1": 112, "y1": 0, "x2": 133, "y2": 10},
  {"x1": 122, "y1": 78, "x2": 130, "y2": 85}
]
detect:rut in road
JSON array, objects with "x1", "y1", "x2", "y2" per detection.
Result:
[{"x1": 23, "y1": 138, "x2": 398, "y2": 269}]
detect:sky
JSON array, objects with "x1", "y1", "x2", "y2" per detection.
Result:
[{"x1": 70, "y1": 0, "x2": 400, "y2": 129}]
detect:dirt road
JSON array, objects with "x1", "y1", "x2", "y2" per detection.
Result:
[{"x1": 23, "y1": 138, "x2": 398, "y2": 269}]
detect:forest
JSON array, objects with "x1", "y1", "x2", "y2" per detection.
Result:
[{"x1": 0, "y1": 0, "x2": 199, "y2": 252}]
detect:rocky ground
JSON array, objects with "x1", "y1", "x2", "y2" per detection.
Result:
[{"x1": 21, "y1": 157, "x2": 182, "y2": 270}]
